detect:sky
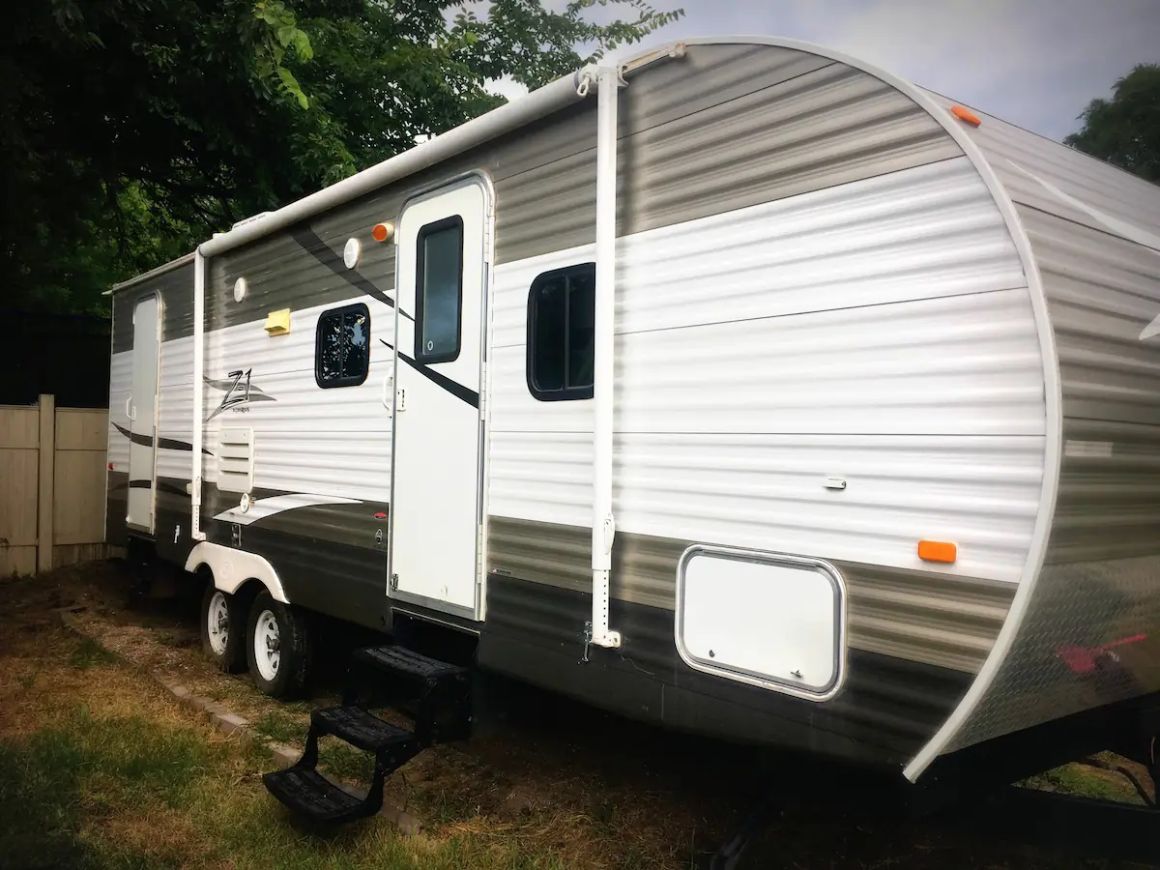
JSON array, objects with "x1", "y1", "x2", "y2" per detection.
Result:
[{"x1": 492, "y1": 0, "x2": 1160, "y2": 142}]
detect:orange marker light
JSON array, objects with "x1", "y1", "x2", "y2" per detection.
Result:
[
  {"x1": 918, "y1": 540, "x2": 957, "y2": 564},
  {"x1": 371, "y1": 222, "x2": 394, "y2": 242},
  {"x1": 950, "y1": 105, "x2": 982, "y2": 128}
]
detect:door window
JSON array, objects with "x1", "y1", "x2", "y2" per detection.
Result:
[{"x1": 415, "y1": 216, "x2": 464, "y2": 364}]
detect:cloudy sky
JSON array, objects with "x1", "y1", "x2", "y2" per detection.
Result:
[{"x1": 510, "y1": 0, "x2": 1160, "y2": 142}]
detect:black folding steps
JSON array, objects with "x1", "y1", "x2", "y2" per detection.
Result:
[{"x1": 262, "y1": 644, "x2": 470, "y2": 824}]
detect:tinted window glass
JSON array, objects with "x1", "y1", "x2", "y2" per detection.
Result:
[
  {"x1": 526, "y1": 263, "x2": 595, "y2": 401},
  {"x1": 531, "y1": 275, "x2": 566, "y2": 392},
  {"x1": 315, "y1": 303, "x2": 370, "y2": 388},
  {"x1": 416, "y1": 217, "x2": 463, "y2": 364}
]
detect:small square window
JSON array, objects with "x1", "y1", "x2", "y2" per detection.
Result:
[
  {"x1": 526, "y1": 263, "x2": 595, "y2": 401},
  {"x1": 415, "y1": 216, "x2": 464, "y2": 364},
  {"x1": 315, "y1": 303, "x2": 370, "y2": 388}
]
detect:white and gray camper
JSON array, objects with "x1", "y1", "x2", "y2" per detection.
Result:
[{"x1": 106, "y1": 36, "x2": 1160, "y2": 817}]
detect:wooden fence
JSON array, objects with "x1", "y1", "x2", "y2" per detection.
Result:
[{"x1": 0, "y1": 395, "x2": 109, "y2": 575}]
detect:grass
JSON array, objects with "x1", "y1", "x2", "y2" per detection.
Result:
[
  {"x1": 68, "y1": 636, "x2": 117, "y2": 670},
  {"x1": 1021, "y1": 754, "x2": 1150, "y2": 805},
  {"x1": 0, "y1": 628, "x2": 570, "y2": 869},
  {"x1": 253, "y1": 707, "x2": 308, "y2": 745},
  {"x1": 7, "y1": 564, "x2": 1148, "y2": 869}
]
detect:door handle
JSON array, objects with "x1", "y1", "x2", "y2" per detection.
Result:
[
  {"x1": 381, "y1": 373, "x2": 394, "y2": 409},
  {"x1": 125, "y1": 396, "x2": 135, "y2": 421}
]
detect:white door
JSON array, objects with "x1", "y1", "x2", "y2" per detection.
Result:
[
  {"x1": 127, "y1": 295, "x2": 160, "y2": 531},
  {"x1": 390, "y1": 178, "x2": 489, "y2": 616}
]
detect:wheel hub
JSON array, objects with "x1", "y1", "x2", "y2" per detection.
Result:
[
  {"x1": 207, "y1": 592, "x2": 230, "y2": 656},
  {"x1": 254, "y1": 609, "x2": 281, "y2": 681}
]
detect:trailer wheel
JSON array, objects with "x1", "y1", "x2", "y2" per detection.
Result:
[
  {"x1": 200, "y1": 586, "x2": 246, "y2": 673},
  {"x1": 246, "y1": 590, "x2": 312, "y2": 699}
]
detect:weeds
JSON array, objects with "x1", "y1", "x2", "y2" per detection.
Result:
[{"x1": 69, "y1": 636, "x2": 116, "y2": 670}]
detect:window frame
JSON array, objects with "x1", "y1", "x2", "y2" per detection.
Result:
[
  {"x1": 414, "y1": 215, "x2": 465, "y2": 365},
  {"x1": 525, "y1": 262, "x2": 596, "y2": 402},
  {"x1": 314, "y1": 302, "x2": 371, "y2": 389}
]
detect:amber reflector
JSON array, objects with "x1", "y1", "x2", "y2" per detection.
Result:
[
  {"x1": 371, "y1": 222, "x2": 393, "y2": 242},
  {"x1": 918, "y1": 540, "x2": 957, "y2": 563},
  {"x1": 950, "y1": 105, "x2": 982, "y2": 127}
]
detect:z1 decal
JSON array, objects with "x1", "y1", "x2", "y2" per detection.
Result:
[
  {"x1": 222, "y1": 369, "x2": 251, "y2": 410},
  {"x1": 205, "y1": 369, "x2": 277, "y2": 420}
]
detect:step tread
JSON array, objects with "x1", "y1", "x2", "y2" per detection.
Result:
[
  {"x1": 312, "y1": 706, "x2": 417, "y2": 754},
  {"x1": 262, "y1": 768, "x2": 376, "y2": 823},
  {"x1": 354, "y1": 645, "x2": 468, "y2": 681}
]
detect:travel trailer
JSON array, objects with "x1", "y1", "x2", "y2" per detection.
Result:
[{"x1": 107, "y1": 36, "x2": 1160, "y2": 818}]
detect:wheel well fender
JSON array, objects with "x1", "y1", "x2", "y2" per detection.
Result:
[{"x1": 184, "y1": 542, "x2": 290, "y2": 605}]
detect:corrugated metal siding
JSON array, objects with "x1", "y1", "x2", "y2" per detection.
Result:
[
  {"x1": 156, "y1": 335, "x2": 194, "y2": 483},
  {"x1": 110, "y1": 262, "x2": 194, "y2": 353},
  {"x1": 490, "y1": 158, "x2": 1043, "y2": 586},
  {"x1": 619, "y1": 63, "x2": 960, "y2": 239},
  {"x1": 1031, "y1": 208, "x2": 1160, "y2": 562},
  {"x1": 920, "y1": 88, "x2": 1160, "y2": 242},
  {"x1": 490, "y1": 430, "x2": 1044, "y2": 584},
  {"x1": 199, "y1": 43, "x2": 960, "y2": 337},
  {"x1": 107, "y1": 260, "x2": 195, "y2": 546},
  {"x1": 107, "y1": 351, "x2": 132, "y2": 472},
  {"x1": 489, "y1": 517, "x2": 1014, "y2": 674},
  {"x1": 1024, "y1": 207, "x2": 1160, "y2": 428},
  {"x1": 501, "y1": 52, "x2": 962, "y2": 264},
  {"x1": 480, "y1": 573, "x2": 974, "y2": 764},
  {"x1": 841, "y1": 563, "x2": 1015, "y2": 674},
  {"x1": 202, "y1": 294, "x2": 394, "y2": 506},
  {"x1": 912, "y1": 89, "x2": 1160, "y2": 754}
]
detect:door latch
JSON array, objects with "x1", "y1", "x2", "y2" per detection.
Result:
[
  {"x1": 389, "y1": 573, "x2": 399, "y2": 591},
  {"x1": 396, "y1": 387, "x2": 407, "y2": 412}
]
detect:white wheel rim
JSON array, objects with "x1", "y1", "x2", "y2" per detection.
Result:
[
  {"x1": 254, "y1": 609, "x2": 281, "y2": 681},
  {"x1": 207, "y1": 591, "x2": 230, "y2": 656}
]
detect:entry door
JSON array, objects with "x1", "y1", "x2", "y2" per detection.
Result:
[
  {"x1": 390, "y1": 178, "x2": 488, "y2": 616},
  {"x1": 127, "y1": 295, "x2": 160, "y2": 531}
]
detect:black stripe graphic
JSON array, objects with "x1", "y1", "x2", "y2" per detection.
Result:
[
  {"x1": 110, "y1": 479, "x2": 190, "y2": 497},
  {"x1": 290, "y1": 226, "x2": 413, "y2": 322},
  {"x1": 379, "y1": 339, "x2": 479, "y2": 409},
  {"x1": 113, "y1": 422, "x2": 213, "y2": 455},
  {"x1": 291, "y1": 222, "x2": 474, "y2": 408}
]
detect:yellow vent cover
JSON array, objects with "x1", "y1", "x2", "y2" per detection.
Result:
[{"x1": 264, "y1": 308, "x2": 291, "y2": 335}]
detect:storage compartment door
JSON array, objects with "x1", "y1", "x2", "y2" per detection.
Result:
[{"x1": 676, "y1": 546, "x2": 847, "y2": 700}]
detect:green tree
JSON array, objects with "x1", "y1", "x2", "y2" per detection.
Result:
[
  {"x1": 0, "y1": 0, "x2": 681, "y2": 315},
  {"x1": 1065, "y1": 63, "x2": 1160, "y2": 183}
]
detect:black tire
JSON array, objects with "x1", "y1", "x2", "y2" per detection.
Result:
[
  {"x1": 245, "y1": 590, "x2": 312, "y2": 699},
  {"x1": 200, "y1": 585, "x2": 247, "y2": 673}
]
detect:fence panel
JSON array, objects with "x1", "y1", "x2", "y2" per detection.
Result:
[
  {"x1": 0, "y1": 405, "x2": 41, "y2": 575},
  {"x1": 0, "y1": 397, "x2": 110, "y2": 576}
]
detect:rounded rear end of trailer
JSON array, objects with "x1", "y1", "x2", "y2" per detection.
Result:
[
  {"x1": 906, "y1": 89, "x2": 1160, "y2": 782},
  {"x1": 480, "y1": 37, "x2": 1060, "y2": 773}
]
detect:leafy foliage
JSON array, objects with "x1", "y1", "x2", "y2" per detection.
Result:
[
  {"x1": 1, "y1": 0, "x2": 680, "y2": 314},
  {"x1": 1065, "y1": 64, "x2": 1160, "y2": 183}
]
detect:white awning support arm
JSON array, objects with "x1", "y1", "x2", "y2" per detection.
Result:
[
  {"x1": 190, "y1": 248, "x2": 206, "y2": 541},
  {"x1": 587, "y1": 63, "x2": 626, "y2": 652}
]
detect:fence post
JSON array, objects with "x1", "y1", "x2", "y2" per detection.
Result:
[{"x1": 37, "y1": 393, "x2": 55, "y2": 573}]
